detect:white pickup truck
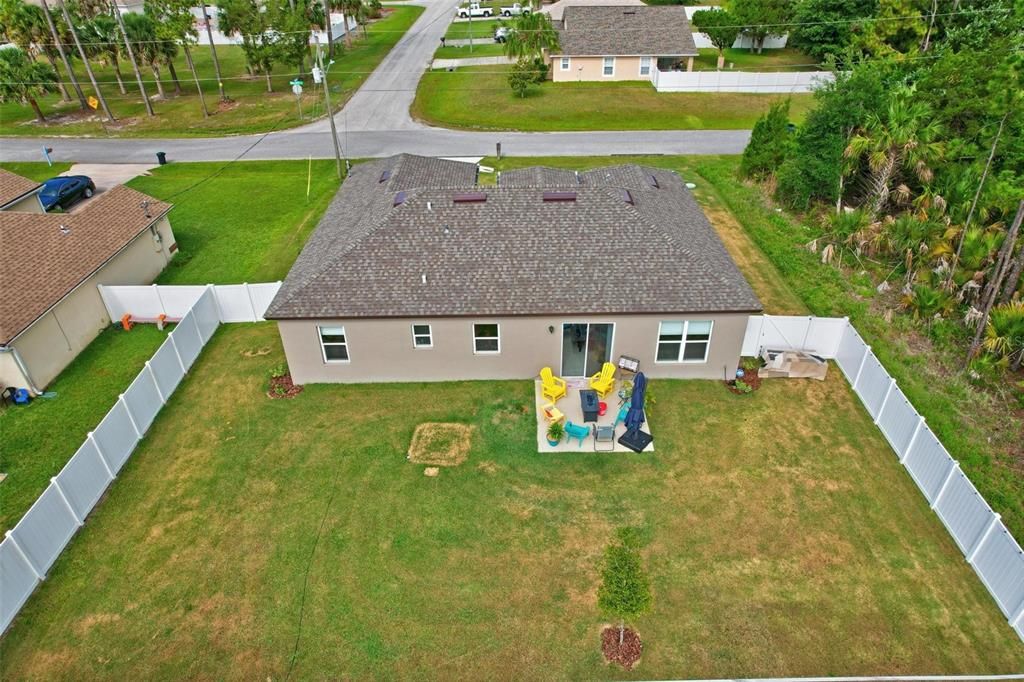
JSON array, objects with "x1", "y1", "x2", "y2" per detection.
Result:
[
  {"x1": 456, "y1": 3, "x2": 493, "y2": 18},
  {"x1": 499, "y1": 3, "x2": 531, "y2": 16}
]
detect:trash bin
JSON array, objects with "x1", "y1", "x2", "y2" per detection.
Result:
[{"x1": 156, "y1": 151, "x2": 167, "y2": 165}]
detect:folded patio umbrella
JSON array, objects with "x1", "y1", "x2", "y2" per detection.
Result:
[{"x1": 623, "y1": 372, "x2": 646, "y2": 434}]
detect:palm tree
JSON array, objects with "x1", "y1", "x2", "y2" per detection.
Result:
[
  {"x1": 0, "y1": 0, "x2": 72, "y2": 102},
  {"x1": 145, "y1": 0, "x2": 208, "y2": 115},
  {"x1": 199, "y1": 1, "x2": 227, "y2": 101},
  {"x1": 502, "y1": 11, "x2": 559, "y2": 60},
  {"x1": 0, "y1": 47, "x2": 59, "y2": 122},
  {"x1": 39, "y1": 0, "x2": 87, "y2": 107},
  {"x1": 113, "y1": 1, "x2": 155, "y2": 115},
  {"x1": 983, "y1": 300, "x2": 1024, "y2": 370},
  {"x1": 56, "y1": 0, "x2": 115, "y2": 120},
  {"x1": 124, "y1": 12, "x2": 168, "y2": 99},
  {"x1": 844, "y1": 91, "x2": 944, "y2": 220},
  {"x1": 83, "y1": 14, "x2": 127, "y2": 94}
]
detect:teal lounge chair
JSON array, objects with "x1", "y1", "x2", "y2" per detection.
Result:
[{"x1": 564, "y1": 421, "x2": 589, "y2": 446}]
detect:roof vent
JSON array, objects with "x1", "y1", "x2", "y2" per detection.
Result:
[
  {"x1": 393, "y1": 191, "x2": 407, "y2": 207},
  {"x1": 453, "y1": 191, "x2": 487, "y2": 204},
  {"x1": 59, "y1": 224, "x2": 71, "y2": 235},
  {"x1": 574, "y1": 171, "x2": 581, "y2": 185},
  {"x1": 621, "y1": 189, "x2": 635, "y2": 206},
  {"x1": 543, "y1": 190, "x2": 576, "y2": 202},
  {"x1": 647, "y1": 173, "x2": 660, "y2": 189},
  {"x1": 427, "y1": 201, "x2": 433, "y2": 211},
  {"x1": 141, "y1": 200, "x2": 151, "y2": 219},
  {"x1": 379, "y1": 169, "x2": 392, "y2": 183},
  {"x1": 421, "y1": 274, "x2": 427, "y2": 284},
  {"x1": 623, "y1": 9, "x2": 636, "y2": 14},
  {"x1": 442, "y1": 225, "x2": 452, "y2": 236}
]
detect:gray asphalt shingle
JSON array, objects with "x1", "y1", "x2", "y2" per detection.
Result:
[{"x1": 554, "y1": 6, "x2": 698, "y2": 57}]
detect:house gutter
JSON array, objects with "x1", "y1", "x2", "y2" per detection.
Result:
[{"x1": 0, "y1": 345, "x2": 43, "y2": 395}]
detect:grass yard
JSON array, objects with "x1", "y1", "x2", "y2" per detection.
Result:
[
  {"x1": 692, "y1": 47, "x2": 818, "y2": 72},
  {"x1": 434, "y1": 43, "x2": 506, "y2": 59},
  {"x1": 0, "y1": 161, "x2": 73, "y2": 180},
  {"x1": 0, "y1": 327, "x2": 170, "y2": 534},
  {"x1": 2, "y1": 323, "x2": 1021, "y2": 677},
  {"x1": 444, "y1": 18, "x2": 507, "y2": 40},
  {"x1": 412, "y1": 66, "x2": 814, "y2": 130},
  {"x1": 0, "y1": 6, "x2": 422, "y2": 138},
  {"x1": 128, "y1": 160, "x2": 341, "y2": 283}
]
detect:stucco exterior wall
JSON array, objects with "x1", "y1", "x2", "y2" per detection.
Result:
[
  {"x1": 0, "y1": 350, "x2": 30, "y2": 391},
  {"x1": 1, "y1": 192, "x2": 44, "y2": 213},
  {"x1": 5, "y1": 216, "x2": 176, "y2": 390},
  {"x1": 550, "y1": 55, "x2": 654, "y2": 82},
  {"x1": 277, "y1": 312, "x2": 750, "y2": 385}
]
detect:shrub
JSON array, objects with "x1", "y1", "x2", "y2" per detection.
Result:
[
  {"x1": 597, "y1": 536, "x2": 652, "y2": 644},
  {"x1": 740, "y1": 99, "x2": 793, "y2": 179}
]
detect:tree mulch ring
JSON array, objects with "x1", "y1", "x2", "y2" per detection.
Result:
[
  {"x1": 407, "y1": 423, "x2": 474, "y2": 466},
  {"x1": 267, "y1": 373, "x2": 303, "y2": 399},
  {"x1": 725, "y1": 368, "x2": 762, "y2": 395},
  {"x1": 601, "y1": 626, "x2": 642, "y2": 670}
]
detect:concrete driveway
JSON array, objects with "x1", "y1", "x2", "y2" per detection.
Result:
[{"x1": 58, "y1": 163, "x2": 157, "y2": 212}]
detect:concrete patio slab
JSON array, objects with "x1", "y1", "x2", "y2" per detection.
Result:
[{"x1": 533, "y1": 378, "x2": 654, "y2": 453}]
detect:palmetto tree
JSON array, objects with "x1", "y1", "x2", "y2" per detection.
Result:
[
  {"x1": 83, "y1": 14, "x2": 127, "y2": 94},
  {"x1": 844, "y1": 90, "x2": 945, "y2": 220},
  {"x1": 503, "y1": 11, "x2": 558, "y2": 60},
  {"x1": 0, "y1": 0, "x2": 73, "y2": 101},
  {"x1": 983, "y1": 300, "x2": 1024, "y2": 370}
]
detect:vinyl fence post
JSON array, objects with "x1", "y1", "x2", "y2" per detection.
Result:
[
  {"x1": 147, "y1": 361, "x2": 166, "y2": 405},
  {"x1": 51, "y1": 477, "x2": 83, "y2": 527},
  {"x1": 208, "y1": 284, "x2": 226, "y2": 324},
  {"x1": 242, "y1": 284, "x2": 258, "y2": 321},
  {"x1": 88, "y1": 432, "x2": 116, "y2": 481},
  {"x1": 169, "y1": 333, "x2": 188, "y2": 373},
  {"x1": 153, "y1": 283, "x2": 168, "y2": 317},
  {"x1": 931, "y1": 459, "x2": 959, "y2": 510},
  {"x1": 4, "y1": 531, "x2": 43, "y2": 581},
  {"x1": 1012, "y1": 596, "x2": 1024, "y2": 629},
  {"x1": 966, "y1": 513, "x2": 1000, "y2": 565},
  {"x1": 874, "y1": 377, "x2": 896, "y2": 425},
  {"x1": 901, "y1": 416, "x2": 925, "y2": 464},
  {"x1": 853, "y1": 345, "x2": 871, "y2": 388},
  {"x1": 120, "y1": 394, "x2": 142, "y2": 439},
  {"x1": 801, "y1": 316, "x2": 812, "y2": 351},
  {"x1": 193, "y1": 307, "x2": 205, "y2": 346}
]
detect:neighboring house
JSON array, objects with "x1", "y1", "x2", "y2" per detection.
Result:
[
  {"x1": 547, "y1": 6, "x2": 699, "y2": 83},
  {"x1": 0, "y1": 181, "x2": 175, "y2": 393},
  {"x1": 265, "y1": 154, "x2": 761, "y2": 384},
  {"x1": 0, "y1": 169, "x2": 44, "y2": 213}
]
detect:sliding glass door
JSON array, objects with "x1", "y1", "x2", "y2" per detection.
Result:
[{"x1": 561, "y1": 323, "x2": 614, "y2": 377}]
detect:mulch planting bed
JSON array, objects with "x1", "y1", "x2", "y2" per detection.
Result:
[
  {"x1": 267, "y1": 373, "x2": 303, "y2": 399},
  {"x1": 725, "y1": 367, "x2": 762, "y2": 395},
  {"x1": 601, "y1": 626, "x2": 642, "y2": 670}
]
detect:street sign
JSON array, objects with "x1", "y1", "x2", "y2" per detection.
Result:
[
  {"x1": 87, "y1": 96, "x2": 99, "y2": 110},
  {"x1": 290, "y1": 79, "x2": 304, "y2": 96}
]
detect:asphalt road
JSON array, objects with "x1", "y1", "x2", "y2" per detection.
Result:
[{"x1": 0, "y1": 0, "x2": 751, "y2": 163}]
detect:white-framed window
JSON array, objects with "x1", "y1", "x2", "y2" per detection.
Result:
[
  {"x1": 602, "y1": 57, "x2": 615, "y2": 76},
  {"x1": 318, "y1": 325, "x2": 350, "y2": 363},
  {"x1": 656, "y1": 321, "x2": 713, "y2": 363},
  {"x1": 639, "y1": 56, "x2": 651, "y2": 77},
  {"x1": 473, "y1": 323, "x2": 500, "y2": 354},
  {"x1": 560, "y1": 57, "x2": 570, "y2": 71},
  {"x1": 412, "y1": 323, "x2": 433, "y2": 348}
]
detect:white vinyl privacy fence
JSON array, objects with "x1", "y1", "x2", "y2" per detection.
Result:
[
  {"x1": 0, "y1": 283, "x2": 281, "y2": 635},
  {"x1": 652, "y1": 68, "x2": 835, "y2": 93},
  {"x1": 744, "y1": 315, "x2": 1024, "y2": 642}
]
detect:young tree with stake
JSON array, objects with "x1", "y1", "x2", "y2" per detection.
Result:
[{"x1": 691, "y1": 8, "x2": 741, "y2": 69}]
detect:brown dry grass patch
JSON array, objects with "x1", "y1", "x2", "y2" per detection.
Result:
[{"x1": 407, "y1": 422, "x2": 474, "y2": 466}]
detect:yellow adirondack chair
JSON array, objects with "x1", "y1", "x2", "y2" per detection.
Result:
[
  {"x1": 588, "y1": 362, "x2": 616, "y2": 398},
  {"x1": 542, "y1": 402, "x2": 565, "y2": 424},
  {"x1": 539, "y1": 367, "x2": 567, "y2": 402}
]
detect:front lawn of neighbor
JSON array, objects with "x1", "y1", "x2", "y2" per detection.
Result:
[
  {"x1": 0, "y1": 161, "x2": 74, "y2": 181},
  {"x1": 2, "y1": 322, "x2": 1021, "y2": 678},
  {"x1": 434, "y1": 43, "x2": 506, "y2": 59},
  {"x1": 444, "y1": 18, "x2": 507, "y2": 40},
  {"x1": 413, "y1": 66, "x2": 814, "y2": 130},
  {"x1": 0, "y1": 6, "x2": 422, "y2": 138}
]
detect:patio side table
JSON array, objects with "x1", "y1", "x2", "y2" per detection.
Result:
[
  {"x1": 593, "y1": 425, "x2": 615, "y2": 452},
  {"x1": 580, "y1": 389, "x2": 599, "y2": 422}
]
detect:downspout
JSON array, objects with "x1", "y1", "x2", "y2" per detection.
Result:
[{"x1": 0, "y1": 345, "x2": 44, "y2": 395}]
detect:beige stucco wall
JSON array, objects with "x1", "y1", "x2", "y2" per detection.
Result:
[
  {"x1": 276, "y1": 312, "x2": 750, "y2": 385},
  {"x1": 550, "y1": 55, "x2": 654, "y2": 82},
  {"x1": 1, "y1": 192, "x2": 44, "y2": 213},
  {"x1": 4, "y1": 216, "x2": 176, "y2": 390}
]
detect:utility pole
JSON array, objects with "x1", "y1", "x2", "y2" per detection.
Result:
[
  {"x1": 200, "y1": 2, "x2": 228, "y2": 101},
  {"x1": 57, "y1": 0, "x2": 115, "y2": 121},
  {"x1": 40, "y1": 0, "x2": 87, "y2": 108},
  {"x1": 112, "y1": 0, "x2": 155, "y2": 117},
  {"x1": 314, "y1": 44, "x2": 344, "y2": 180}
]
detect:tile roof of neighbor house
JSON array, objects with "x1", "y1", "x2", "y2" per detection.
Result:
[
  {"x1": 0, "y1": 169, "x2": 42, "y2": 208},
  {"x1": 0, "y1": 184, "x2": 171, "y2": 344},
  {"x1": 554, "y1": 5, "x2": 698, "y2": 57},
  {"x1": 266, "y1": 154, "x2": 760, "y2": 321}
]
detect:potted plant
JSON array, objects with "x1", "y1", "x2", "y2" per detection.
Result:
[{"x1": 546, "y1": 421, "x2": 564, "y2": 446}]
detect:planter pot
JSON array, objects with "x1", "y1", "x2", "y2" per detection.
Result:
[{"x1": 547, "y1": 438, "x2": 561, "y2": 447}]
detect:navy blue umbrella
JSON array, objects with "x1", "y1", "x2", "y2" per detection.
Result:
[{"x1": 623, "y1": 372, "x2": 646, "y2": 433}]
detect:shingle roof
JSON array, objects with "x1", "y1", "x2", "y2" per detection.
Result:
[
  {"x1": 498, "y1": 167, "x2": 580, "y2": 187},
  {"x1": 554, "y1": 5, "x2": 698, "y2": 57},
  {"x1": 0, "y1": 185, "x2": 171, "y2": 344},
  {"x1": 0, "y1": 169, "x2": 41, "y2": 208},
  {"x1": 266, "y1": 155, "x2": 759, "y2": 320}
]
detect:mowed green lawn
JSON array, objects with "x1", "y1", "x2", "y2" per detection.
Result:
[
  {"x1": 0, "y1": 161, "x2": 340, "y2": 534},
  {"x1": 2, "y1": 323, "x2": 1021, "y2": 678},
  {"x1": 444, "y1": 18, "x2": 507, "y2": 40},
  {"x1": 412, "y1": 66, "x2": 814, "y2": 131},
  {"x1": 434, "y1": 42, "x2": 506, "y2": 59},
  {"x1": 693, "y1": 47, "x2": 818, "y2": 71},
  {"x1": 0, "y1": 6, "x2": 422, "y2": 138}
]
